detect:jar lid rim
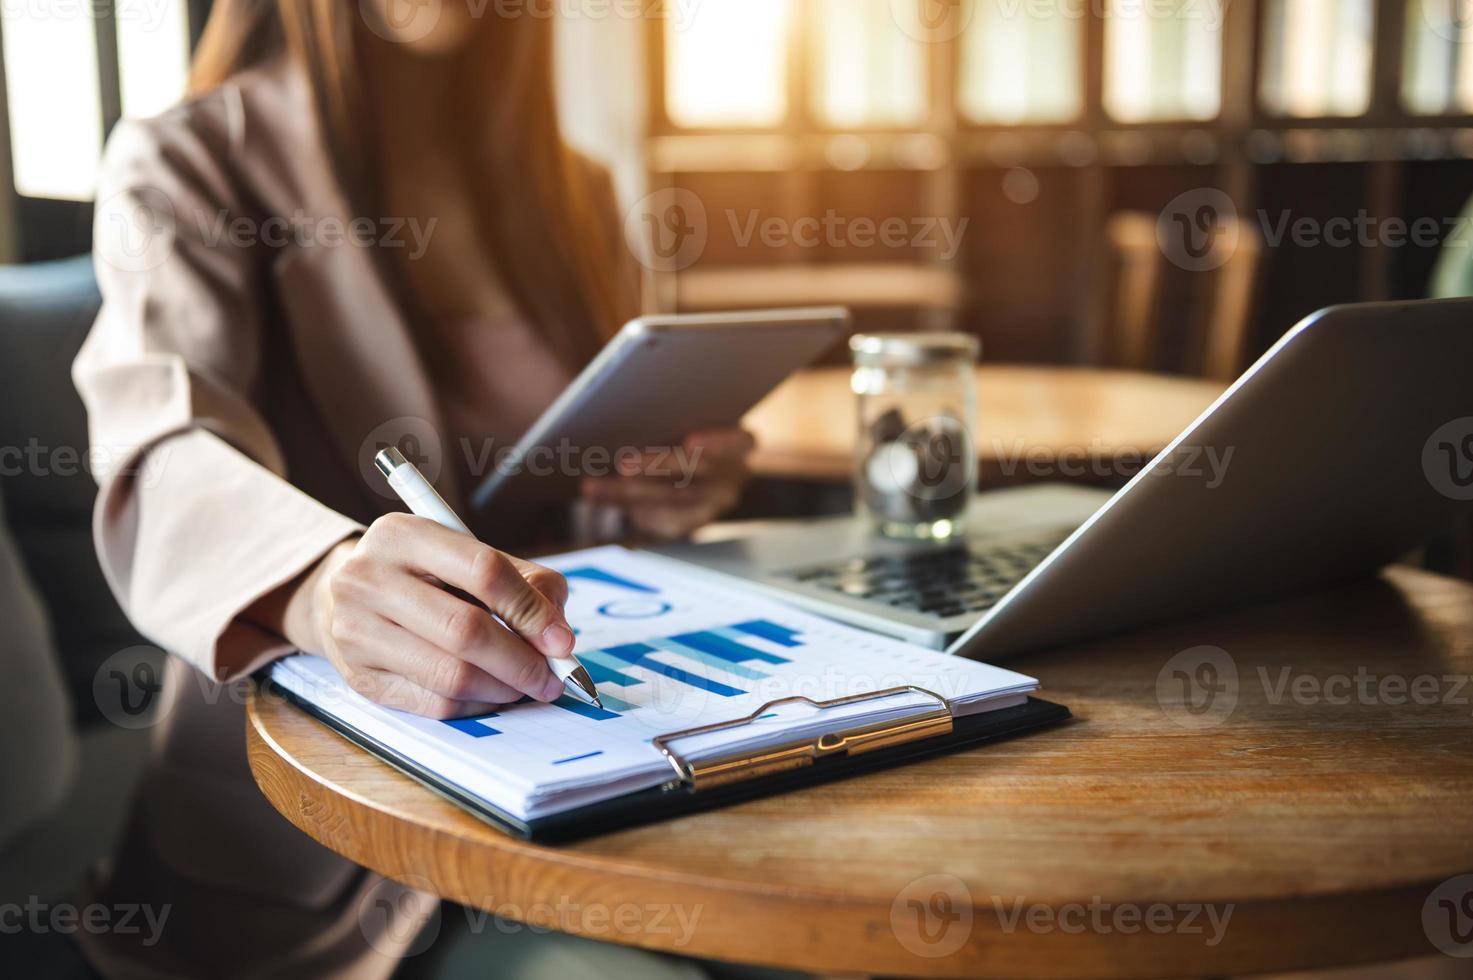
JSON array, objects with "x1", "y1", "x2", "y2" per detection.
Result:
[{"x1": 850, "y1": 332, "x2": 981, "y2": 364}]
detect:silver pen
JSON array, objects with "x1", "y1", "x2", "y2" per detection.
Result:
[{"x1": 374, "y1": 447, "x2": 602, "y2": 708}]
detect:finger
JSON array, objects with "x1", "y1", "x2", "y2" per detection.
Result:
[
  {"x1": 508, "y1": 555, "x2": 570, "y2": 613},
  {"x1": 352, "y1": 578, "x2": 565, "y2": 700},
  {"x1": 351, "y1": 666, "x2": 505, "y2": 721},
  {"x1": 367, "y1": 620, "x2": 533, "y2": 705},
  {"x1": 373, "y1": 515, "x2": 574, "y2": 659}
]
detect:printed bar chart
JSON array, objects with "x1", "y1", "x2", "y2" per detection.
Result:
[{"x1": 441, "y1": 619, "x2": 809, "y2": 736}]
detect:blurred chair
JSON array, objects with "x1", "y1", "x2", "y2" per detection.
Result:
[
  {"x1": 1097, "y1": 210, "x2": 1263, "y2": 382},
  {"x1": 0, "y1": 257, "x2": 156, "y2": 977},
  {"x1": 0, "y1": 256, "x2": 145, "y2": 722}
]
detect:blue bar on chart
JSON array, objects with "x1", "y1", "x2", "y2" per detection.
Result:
[
  {"x1": 564, "y1": 567, "x2": 660, "y2": 594},
  {"x1": 670, "y1": 629, "x2": 791, "y2": 666},
  {"x1": 651, "y1": 637, "x2": 770, "y2": 681},
  {"x1": 730, "y1": 619, "x2": 806, "y2": 648},
  {"x1": 444, "y1": 715, "x2": 501, "y2": 738},
  {"x1": 578, "y1": 657, "x2": 644, "y2": 688},
  {"x1": 598, "y1": 642, "x2": 746, "y2": 697},
  {"x1": 552, "y1": 695, "x2": 622, "y2": 721},
  {"x1": 552, "y1": 751, "x2": 605, "y2": 766}
]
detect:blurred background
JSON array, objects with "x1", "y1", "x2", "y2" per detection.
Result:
[
  {"x1": 6, "y1": 0, "x2": 1473, "y2": 377},
  {"x1": 2, "y1": 3, "x2": 1473, "y2": 974}
]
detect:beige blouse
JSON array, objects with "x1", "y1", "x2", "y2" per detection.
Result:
[{"x1": 73, "y1": 54, "x2": 626, "y2": 681}]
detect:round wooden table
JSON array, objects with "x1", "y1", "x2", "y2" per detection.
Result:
[
  {"x1": 247, "y1": 567, "x2": 1473, "y2": 978},
  {"x1": 742, "y1": 365, "x2": 1225, "y2": 484}
]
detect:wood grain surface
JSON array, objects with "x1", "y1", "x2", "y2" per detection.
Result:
[
  {"x1": 741, "y1": 365, "x2": 1225, "y2": 483},
  {"x1": 247, "y1": 567, "x2": 1473, "y2": 978}
]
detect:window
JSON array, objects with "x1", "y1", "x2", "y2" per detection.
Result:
[
  {"x1": 810, "y1": 0, "x2": 926, "y2": 127},
  {"x1": 1402, "y1": 0, "x2": 1473, "y2": 114},
  {"x1": 1, "y1": 4, "x2": 103, "y2": 201},
  {"x1": 117, "y1": 0, "x2": 193, "y2": 120},
  {"x1": 1103, "y1": 0, "x2": 1222, "y2": 122},
  {"x1": 959, "y1": 0, "x2": 1082, "y2": 123},
  {"x1": 1259, "y1": 0, "x2": 1374, "y2": 117},
  {"x1": 1, "y1": 0, "x2": 193, "y2": 202},
  {"x1": 664, "y1": 0, "x2": 792, "y2": 128}
]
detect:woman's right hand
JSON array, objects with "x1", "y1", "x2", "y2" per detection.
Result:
[{"x1": 288, "y1": 513, "x2": 576, "y2": 719}]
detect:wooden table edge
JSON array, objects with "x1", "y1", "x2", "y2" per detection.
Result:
[{"x1": 245, "y1": 684, "x2": 1456, "y2": 978}]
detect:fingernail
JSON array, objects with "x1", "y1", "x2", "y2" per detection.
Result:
[{"x1": 542, "y1": 624, "x2": 574, "y2": 656}]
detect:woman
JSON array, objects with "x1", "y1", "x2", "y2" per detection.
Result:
[{"x1": 73, "y1": 1, "x2": 753, "y2": 975}]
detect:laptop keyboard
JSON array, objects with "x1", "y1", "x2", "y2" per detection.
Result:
[{"x1": 781, "y1": 532, "x2": 1069, "y2": 620}]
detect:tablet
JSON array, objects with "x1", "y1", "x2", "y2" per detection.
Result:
[{"x1": 470, "y1": 307, "x2": 851, "y2": 511}]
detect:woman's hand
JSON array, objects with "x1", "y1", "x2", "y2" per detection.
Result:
[
  {"x1": 284, "y1": 513, "x2": 575, "y2": 719},
  {"x1": 581, "y1": 428, "x2": 756, "y2": 540}
]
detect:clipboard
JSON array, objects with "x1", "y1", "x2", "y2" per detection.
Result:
[{"x1": 263, "y1": 677, "x2": 1070, "y2": 844}]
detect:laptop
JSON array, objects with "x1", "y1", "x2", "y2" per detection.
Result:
[{"x1": 651, "y1": 298, "x2": 1473, "y2": 657}]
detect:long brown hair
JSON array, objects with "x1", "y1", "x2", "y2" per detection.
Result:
[{"x1": 189, "y1": 0, "x2": 634, "y2": 370}]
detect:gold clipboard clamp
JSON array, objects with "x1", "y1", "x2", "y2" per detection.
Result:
[{"x1": 651, "y1": 686, "x2": 955, "y2": 792}]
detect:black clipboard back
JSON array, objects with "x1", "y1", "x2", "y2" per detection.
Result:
[{"x1": 262, "y1": 675, "x2": 1070, "y2": 844}]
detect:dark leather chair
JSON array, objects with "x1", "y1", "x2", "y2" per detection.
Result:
[{"x1": 0, "y1": 256, "x2": 144, "y2": 723}]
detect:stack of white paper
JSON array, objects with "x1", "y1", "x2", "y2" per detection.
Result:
[{"x1": 269, "y1": 547, "x2": 1038, "y2": 822}]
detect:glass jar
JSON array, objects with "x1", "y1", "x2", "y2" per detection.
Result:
[{"x1": 850, "y1": 333, "x2": 980, "y2": 540}]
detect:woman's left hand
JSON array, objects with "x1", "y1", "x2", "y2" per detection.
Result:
[{"x1": 581, "y1": 428, "x2": 756, "y2": 540}]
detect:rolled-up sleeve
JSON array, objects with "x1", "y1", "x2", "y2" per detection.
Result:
[{"x1": 75, "y1": 113, "x2": 361, "y2": 681}]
